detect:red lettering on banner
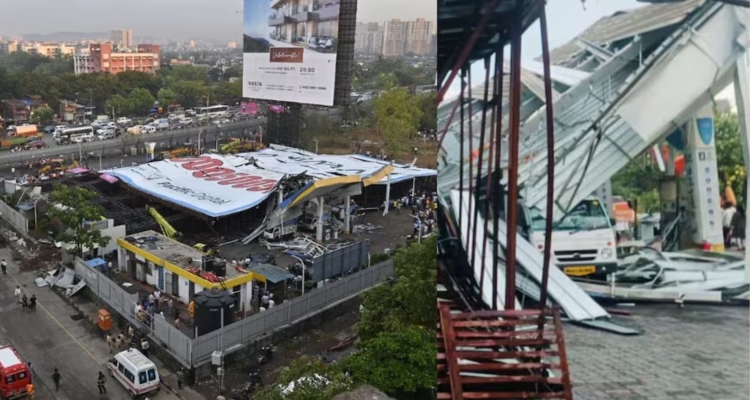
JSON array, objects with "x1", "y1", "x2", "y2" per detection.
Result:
[
  {"x1": 174, "y1": 156, "x2": 278, "y2": 192},
  {"x1": 182, "y1": 158, "x2": 223, "y2": 170},
  {"x1": 192, "y1": 167, "x2": 235, "y2": 178}
]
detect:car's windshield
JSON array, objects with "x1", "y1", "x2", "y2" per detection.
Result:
[
  {"x1": 554, "y1": 199, "x2": 611, "y2": 231},
  {"x1": 528, "y1": 207, "x2": 547, "y2": 232}
]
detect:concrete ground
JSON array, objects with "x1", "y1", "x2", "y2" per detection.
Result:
[
  {"x1": 0, "y1": 247, "x2": 205, "y2": 400},
  {"x1": 566, "y1": 303, "x2": 749, "y2": 400}
]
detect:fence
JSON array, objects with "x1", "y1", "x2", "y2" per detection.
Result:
[
  {"x1": 0, "y1": 118, "x2": 265, "y2": 166},
  {"x1": 0, "y1": 199, "x2": 29, "y2": 235},
  {"x1": 190, "y1": 259, "x2": 394, "y2": 366},
  {"x1": 73, "y1": 258, "x2": 393, "y2": 367},
  {"x1": 73, "y1": 259, "x2": 193, "y2": 366},
  {"x1": 311, "y1": 240, "x2": 370, "y2": 282}
]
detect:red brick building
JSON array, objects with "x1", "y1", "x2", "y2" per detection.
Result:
[{"x1": 73, "y1": 43, "x2": 161, "y2": 75}]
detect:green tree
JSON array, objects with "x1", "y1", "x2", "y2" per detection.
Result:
[
  {"x1": 169, "y1": 80, "x2": 210, "y2": 109},
  {"x1": 419, "y1": 92, "x2": 437, "y2": 131},
  {"x1": 346, "y1": 326, "x2": 435, "y2": 399},
  {"x1": 157, "y1": 88, "x2": 179, "y2": 107},
  {"x1": 373, "y1": 88, "x2": 422, "y2": 154},
  {"x1": 46, "y1": 185, "x2": 110, "y2": 256},
  {"x1": 715, "y1": 111, "x2": 745, "y2": 204},
  {"x1": 210, "y1": 80, "x2": 242, "y2": 106},
  {"x1": 253, "y1": 356, "x2": 353, "y2": 400},
  {"x1": 31, "y1": 106, "x2": 55, "y2": 125},
  {"x1": 611, "y1": 158, "x2": 662, "y2": 212},
  {"x1": 374, "y1": 72, "x2": 398, "y2": 91},
  {"x1": 106, "y1": 95, "x2": 134, "y2": 117},
  {"x1": 165, "y1": 65, "x2": 209, "y2": 83},
  {"x1": 358, "y1": 236, "x2": 436, "y2": 340},
  {"x1": 116, "y1": 71, "x2": 159, "y2": 94},
  {"x1": 129, "y1": 88, "x2": 156, "y2": 116}
]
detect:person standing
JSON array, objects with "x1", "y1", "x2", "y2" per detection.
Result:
[
  {"x1": 51, "y1": 368, "x2": 61, "y2": 391},
  {"x1": 14, "y1": 286, "x2": 21, "y2": 304},
  {"x1": 177, "y1": 368, "x2": 184, "y2": 390},
  {"x1": 25, "y1": 383, "x2": 34, "y2": 400},
  {"x1": 106, "y1": 334, "x2": 114, "y2": 354},
  {"x1": 731, "y1": 205, "x2": 747, "y2": 251},
  {"x1": 29, "y1": 295, "x2": 36, "y2": 312},
  {"x1": 722, "y1": 202, "x2": 737, "y2": 247},
  {"x1": 1, "y1": 259, "x2": 7, "y2": 274},
  {"x1": 140, "y1": 337, "x2": 150, "y2": 358},
  {"x1": 97, "y1": 371, "x2": 107, "y2": 394}
]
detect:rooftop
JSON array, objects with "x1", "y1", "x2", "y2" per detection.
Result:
[{"x1": 122, "y1": 230, "x2": 247, "y2": 281}]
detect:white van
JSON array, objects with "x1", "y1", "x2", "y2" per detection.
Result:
[{"x1": 107, "y1": 349, "x2": 161, "y2": 397}]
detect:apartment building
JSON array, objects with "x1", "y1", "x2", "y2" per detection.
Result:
[
  {"x1": 111, "y1": 29, "x2": 134, "y2": 49},
  {"x1": 357, "y1": 19, "x2": 435, "y2": 57},
  {"x1": 2, "y1": 99, "x2": 49, "y2": 124},
  {"x1": 0, "y1": 41, "x2": 76, "y2": 57},
  {"x1": 269, "y1": 0, "x2": 340, "y2": 45},
  {"x1": 73, "y1": 43, "x2": 161, "y2": 75},
  {"x1": 355, "y1": 22, "x2": 382, "y2": 55},
  {"x1": 405, "y1": 18, "x2": 435, "y2": 56}
]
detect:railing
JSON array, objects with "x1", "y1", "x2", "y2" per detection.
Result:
[
  {"x1": 0, "y1": 199, "x2": 29, "y2": 235},
  {"x1": 74, "y1": 258, "x2": 394, "y2": 367},
  {"x1": 190, "y1": 260, "x2": 394, "y2": 366},
  {"x1": 0, "y1": 118, "x2": 265, "y2": 165}
]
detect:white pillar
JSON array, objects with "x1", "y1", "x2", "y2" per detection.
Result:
[
  {"x1": 278, "y1": 188, "x2": 285, "y2": 238},
  {"x1": 383, "y1": 168, "x2": 392, "y2": 216},
  {"x1": 411, "y1": 177, "x2": 416, "y2": 197},
  {"x1": 344, "y1": 196, "x2": 351, "y2": 234},
  {"x1": 684, "y1": 103, "x2": 723, "y2": 249},
  {"x1": 733, "y1": 57, "x2": 750, "y2": 282},
  {"x1": 316, "y1": 198, "x2": 325, "y2": 243}
]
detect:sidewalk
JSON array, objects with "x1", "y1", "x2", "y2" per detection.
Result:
[
  {"x1": 56, "y1": 269, "x2": 206, "y2": 400},
  {"x1": 0, "y1": 248, "x2": 205, "y2": 400}
]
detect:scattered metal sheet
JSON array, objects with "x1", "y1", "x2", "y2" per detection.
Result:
[
  {"x1": 34, "y1": 277, "x2": 48, "y2": 287},
  {"x1": 66, "y1": 280, "x2": 86, "y2": 297},
  {"x1": 54, "y1": 268, "x2": 75, "y2": 288},
  {"x1": 575, "y1": 319, "x2": 641, "y2": 336}
]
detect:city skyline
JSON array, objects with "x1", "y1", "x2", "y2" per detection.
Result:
[{"x1": 0, "y1": 0, "x2": 435, "y2": 42}]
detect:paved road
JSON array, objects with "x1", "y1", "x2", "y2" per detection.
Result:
[
  {"x1": 3, "y1": 118, "x2": 265, "y2": 167},
  {"x1": 566, "y1": 304, "x2": 749, "y2": 400},
  {"x1": 0, "y1": 248, "x2": 184, "y2": 400}
]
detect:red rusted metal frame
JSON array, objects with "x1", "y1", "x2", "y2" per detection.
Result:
[
  {"x1": 479, "y1": 53, "x2": 498, "y2": 295},
  {"x1": 436, "y1": 307, "x2": 572, "y2": 399},
  {"x1": 437, "y1": 0, "x2": 502, "y2": 105},
  {"x1": 472, "y1": 56, "x2": 491, "y2": 278},
  {"x1": 504, "y1": 7, "x2": 523, "y2": 310},
  {"x1": 467, "y1": 67, "x2": 475, "y2": 264},
  {"x1": 491, "y1": 43, "x2": 505, "y2": 311},
  {"x1": 538, "y1": 0, "x2": 556, "y2": 313},
  {"x1": 458, "y1": 66, "x2": 466, "y2": 228},
  {"x1": 553, "y1": 306, "x2": 574, "y2": 400},
  {"x1": 439, "y1": 304, "x2": 464, "y2": 399}
]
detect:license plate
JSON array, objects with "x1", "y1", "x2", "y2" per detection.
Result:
[{"x1": 564, "y1": 266, "x2": 596, "y2": 276}]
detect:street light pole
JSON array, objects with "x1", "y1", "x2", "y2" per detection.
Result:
[
  {"x1": 313, "y1": 139, "x2": 318, "y2": 154},
  {"x1": 197, "y1": 129, "x2": 203, "y2": 155},
  {"x1": 98, "y1": 154, "x2": 102, "y2": 170}
]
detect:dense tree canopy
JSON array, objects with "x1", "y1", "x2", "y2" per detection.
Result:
[
  {"x1": 0, "y1": 52, "x2": 241, "y2": 116},
  {"x1": 373, "y1": 88, "x2": 424, "y2": 154}
]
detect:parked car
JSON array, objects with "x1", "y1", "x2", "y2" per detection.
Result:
[
  {"x1": 24, "y1": 140, "x2": 46, "y2": 150},
  {"x1": 116, "y1": 117, "x2": 132, "y2": 125},
  {"x1": 178, "y1": 118, "x2": 193, "y2": 126}
]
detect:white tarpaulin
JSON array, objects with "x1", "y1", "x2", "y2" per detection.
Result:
[
  {"x1": 238, "y1": 145, "x2": 436, "y2": 184},
  {"x1": 103, "y1": 154, "x2": 285, "y2": 217}
]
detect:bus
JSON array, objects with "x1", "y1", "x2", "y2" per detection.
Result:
[
  {"x1": 57, "y1": 126, "x2": 94, "y2": 144},
  {"x1": 194, "y1": 105, "x2": 229, "y2": 119}
]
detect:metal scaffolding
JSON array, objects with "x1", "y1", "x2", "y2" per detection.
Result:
[{"x1": 437, "y1": 0, "x2": 573, "y2": 398}]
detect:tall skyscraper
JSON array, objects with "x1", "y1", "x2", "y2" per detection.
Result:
[
  {"x1": 110, "y1": 29, "x2": 134, "y2": 49},
  {"x1": 381, "y1": 19, "x2": 409, "y2": 57},
  {"x1": 405, "y1": 18, "x2": 435, "y2": 56}
]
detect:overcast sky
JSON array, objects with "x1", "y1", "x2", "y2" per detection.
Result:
[{"x1": 0, "y1": 0, "x2": 436, "y2": 41}]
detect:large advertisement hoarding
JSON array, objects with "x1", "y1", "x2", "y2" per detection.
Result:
[{"x1": 243, "y1": 0, "x2": 340, "y2": 106}]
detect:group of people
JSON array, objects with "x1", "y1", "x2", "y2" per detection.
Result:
[
  {"x1": 386, "y1": 192, "x2": 438, "y2": 237},
  {"x1": 42, "y1": 366, "x2": 109, "y2": 396},
  {"x1": 13, "y1": 285, "x2": 37, "y2": 311},
  {"x1": 722, "y1": 201, "x2": 747, "y2": 250}
]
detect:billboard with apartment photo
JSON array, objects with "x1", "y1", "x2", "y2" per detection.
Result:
[{"x1": 243, "y1": 0, "x2": 341, "y2": 106}]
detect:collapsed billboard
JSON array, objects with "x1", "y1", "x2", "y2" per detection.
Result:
[
  {"x1": 239, "y1": 145, "x2": 437, "y2": 184},
  {"x1": 243, "y1": 0, "x2": 341, "y2": 106},
  {"x1": 103, "y1": 155, "x2": 285, "y2": 218}
]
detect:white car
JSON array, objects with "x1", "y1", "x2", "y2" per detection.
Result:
[
  {"x1": 116, "y1": 117, "x2": 132, "y2": 125},
  {"x1": 178, "y1": 118, "x2": 193, "y2": 125},
  {"x1": 212, "y1": 118, "x2": 231, "y2": 126},
  {"x1": 142, "y1": 125, "x2": 157, "y2": 134},
  {"x1": 98, "y1": 131, "x2": 115, "y2": 140}
]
